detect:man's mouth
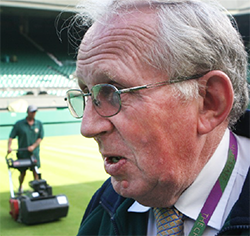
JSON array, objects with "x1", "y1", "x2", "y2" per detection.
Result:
[
  {"x1": 106, "y1": 156, "x2": 124, "y2": 164},
  {"x1": 104, "y1": 156, "x2": 127, "y2": 176}
]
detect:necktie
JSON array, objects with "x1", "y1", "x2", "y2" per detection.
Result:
[{"x1": 153, "y1": 207, "x2": 184, "y2": 236}]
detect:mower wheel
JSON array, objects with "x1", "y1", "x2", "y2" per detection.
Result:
[{"x1": 9, "y1": 198, "x2": 19, "y2": 221}]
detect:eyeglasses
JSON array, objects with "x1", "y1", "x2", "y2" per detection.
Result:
[{"x1": 65, "y1": 73, "x2": 205, "y2": 119}]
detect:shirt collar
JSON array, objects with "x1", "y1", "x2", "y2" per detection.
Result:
[{"x1": 128, "y1": 201, "x2": 150, "y2": 212}]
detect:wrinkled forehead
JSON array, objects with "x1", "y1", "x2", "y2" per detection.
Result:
[
  {"x1": 78, "y1": 5, "x2": 158, "y2": 56},
  {"x1": 76, "y1": 5, "x2": 159, "y2": 83}
]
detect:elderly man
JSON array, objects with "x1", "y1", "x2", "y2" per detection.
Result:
[{"x1": 65, "y1": 0, "x2": 250, "y2": 235}]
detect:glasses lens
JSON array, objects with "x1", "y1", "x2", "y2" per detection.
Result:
[
  {"x1": 66, "y1": 90, "x2": 84, "y2": 118},
  {"x1": 91, "y1": 84, "x2": 121, "y2": 117}
]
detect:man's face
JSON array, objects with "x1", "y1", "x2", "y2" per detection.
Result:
[
  {"x1": 77, "y1": 10, "x2": 205, "y2": 207},
  {"x1": 28, "y1": 111, "x2": 36, "y2": 119}
]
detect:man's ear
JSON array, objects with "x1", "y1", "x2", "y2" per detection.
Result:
[{"x1": 197, "y1": 70, "x2": 234, "y2": 135}]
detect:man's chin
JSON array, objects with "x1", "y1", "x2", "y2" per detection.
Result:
[
  {"x1": 111, "y1": 177, "x2": 138, "y2": 198},
  {"x1": 111, "y1": 178, "x2": 148, "y2": 203}
]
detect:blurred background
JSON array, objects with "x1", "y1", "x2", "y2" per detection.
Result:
[{"x1": 0, "y1": 1, "x2": 81, "y2": 139}]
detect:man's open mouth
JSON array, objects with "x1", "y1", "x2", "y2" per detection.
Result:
[
  {"x1": 106, "y1": 156, "x2": 124, "y2": 164},
  {"x1": 103, "y1": 155, "x2": 127, "y2": 176}
]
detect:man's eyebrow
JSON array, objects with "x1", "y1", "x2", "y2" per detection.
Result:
[
  {"x1": 76, "y1": 68, "x2": 126, "y2": 90},
  {"x1": 95, "y1": 72, "x2": 119, "y2": 84}
]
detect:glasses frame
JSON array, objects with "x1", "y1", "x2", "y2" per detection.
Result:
[{"x1": 65, "y1": 73, "x2": 206, "y2": 118}]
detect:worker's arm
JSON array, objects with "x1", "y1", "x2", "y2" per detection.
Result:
[
  {"x1": 7, "y1": 138, "x2": 13, "y2": 154},
  {"x1": 27, "y1": 138, "x2": 42, "y2": 152}
]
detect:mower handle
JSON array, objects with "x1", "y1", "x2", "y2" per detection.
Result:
[
  {"x1": 6, "y1": 148, "x2": 30, "y2": 159},
  {"x1": 11, "y1": 148, "x2": 28, "y2": 151}
]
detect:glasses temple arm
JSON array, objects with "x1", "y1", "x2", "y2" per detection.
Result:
[
  {"x1": 117, "y1": 72, "x2": 207, "y2": 95},
  {"x1": 118, "y1": 85, "x2": 148, "y2": 94}
]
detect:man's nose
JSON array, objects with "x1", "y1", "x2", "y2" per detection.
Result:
[{"x1": 80, "y1": 100, "x2": 113, "y2": 138}]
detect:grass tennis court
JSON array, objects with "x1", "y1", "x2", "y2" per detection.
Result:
[{"x1": 0, "y1": 135, "x2": 109, "y2": 236}]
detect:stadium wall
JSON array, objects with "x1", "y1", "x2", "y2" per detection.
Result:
[{"x1": 0, "y1": 109, "x2": 81, "y2": 140}]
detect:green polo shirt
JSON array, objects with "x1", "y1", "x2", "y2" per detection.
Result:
[{"x1": 9, "y1": 118, "x2": 44, "y2": 167}]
